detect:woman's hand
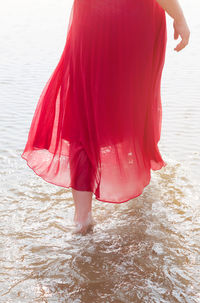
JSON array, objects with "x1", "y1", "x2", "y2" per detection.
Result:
[
  {"x1": 155, "y1": 0, "x2": 190, "y2": 52},
  {"x1": 173, "y1": 16, "x2": 190, "y2": 52}
]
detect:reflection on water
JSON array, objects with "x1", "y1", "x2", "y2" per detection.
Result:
[{"x1": 0, "y1": 0, "x2": 200, "y2": 302}]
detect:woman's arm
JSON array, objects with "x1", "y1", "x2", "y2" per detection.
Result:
[
  {"x1": 156, "y1": 0, "x2": 184, "y2": 20},
  {"x1": 155, "y1": 0, "x2": 190, "y2": 52}
]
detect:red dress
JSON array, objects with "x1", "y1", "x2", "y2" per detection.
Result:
[{"x1": 21, "y1": 0, "x2": 167, "y2": 203}]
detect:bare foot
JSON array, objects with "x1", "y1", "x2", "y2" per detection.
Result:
[{"x1": 73, "y1": 211, "x2": 95, "y2": 235}]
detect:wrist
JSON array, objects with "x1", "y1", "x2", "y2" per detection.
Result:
[{"x1": 173, "y1": 12, "x2": 185, "y2": 23}]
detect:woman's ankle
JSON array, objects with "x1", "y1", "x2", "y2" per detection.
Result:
[{"x1": 74, "y1": 210, "x2": 93, "y2": 225}]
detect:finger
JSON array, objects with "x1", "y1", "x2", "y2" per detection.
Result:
[
  {"x1": 174, "y1": 28, "x2": 179, "y2": 40},
  {"x1": 174, "y1": 41, "x2": 184, "y2": 51},
  {"x1": 174, "y1": 38, "x2": 188, "y2": 51}
]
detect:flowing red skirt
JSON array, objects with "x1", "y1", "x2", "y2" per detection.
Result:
[{"x1": 21, "y1": 0, "x2": 167, "y2": 203}]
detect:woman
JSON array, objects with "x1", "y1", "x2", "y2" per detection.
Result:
[{"x1": 21, "y1": 0, "x2": 190, "y2": 235}]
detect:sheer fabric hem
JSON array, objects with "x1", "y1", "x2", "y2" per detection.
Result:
[{"x1": 21, "y1": 149, "x2": 166, "y2": 204}]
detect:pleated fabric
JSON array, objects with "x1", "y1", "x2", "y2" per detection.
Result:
[{"x1": 21, "y1": 0, "x2": 167, "y2": 203}]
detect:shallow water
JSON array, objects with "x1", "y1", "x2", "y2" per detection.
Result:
[{"x1": 0, "y1": 0, "x2": 200, "y2": 302}]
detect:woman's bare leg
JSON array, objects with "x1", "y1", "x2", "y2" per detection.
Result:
[
  {"x1": 72, "y1": 188, "x2": 94, "y2": 234},
  {"x1": 69, "y1": 141, "x2": 99, "y2": 234}
]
